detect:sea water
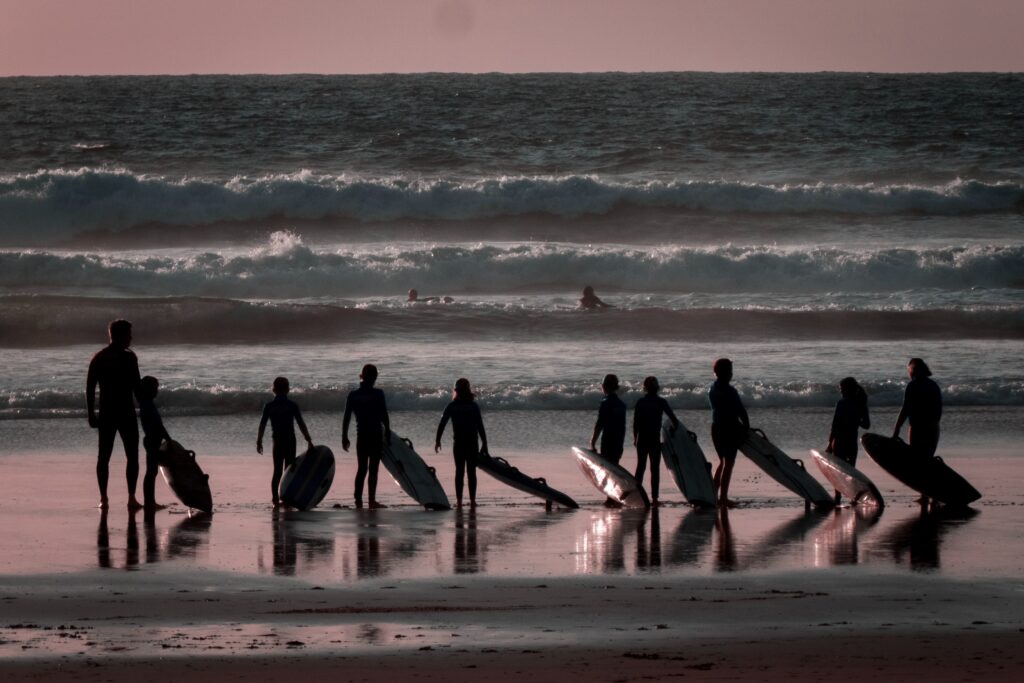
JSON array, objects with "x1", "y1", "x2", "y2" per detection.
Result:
[{"x1": 1, "y1": 73, "x2": 1021, "y2": 444}]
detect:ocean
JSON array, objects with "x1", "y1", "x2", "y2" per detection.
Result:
[{"x1": 1, "y1": 73, "x2": 1022, "y2": 457}]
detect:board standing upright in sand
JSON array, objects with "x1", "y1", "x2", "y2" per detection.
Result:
[{"x1": 86, "y1": 319, "x2": 143, "y2": 510}]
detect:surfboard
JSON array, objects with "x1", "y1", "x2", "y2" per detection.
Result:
[
  {"x1": 738, "y1": 429, "x2": 834, "y2": 508},
  {"x1": 572, "y1": 446, "x2": 650, "y2": 508},
  {"x1": 157, "y1": 439, "x2": 213, "y2": 513},
  {"x1": 661, "y1": 419, "x2": 716, "y2": 508},
  {"x1": 381, "y1": 432, "x2": 451, "y2": 510},
  {"x1": 811, "y1": 448, "x2": 884, "y2": 508},
  {"x1": 476, "y1": 452, "x2": 579, "y2": 509},
  {"x1": 861, "y1": 433, "x2": 981, "y2": 506},
  {"x1": 279, "y1": 445, "x2": 335, "y2": 510}
]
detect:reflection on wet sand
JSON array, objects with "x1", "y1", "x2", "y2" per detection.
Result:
[
  {"x1": 454, "y1": 508, "x2": 480, "y2": 574},
  {"x1": 719, "y1": 507, "x2": 833, "y2": 572},
  {"x1": 264, "y1": 509, "x2": 336, "y2": 577},
  {"x1": 636, "y1": 507, "x2": 661, "y2": 569},
  {"x1": 574, "y1": 508, "x2": 648, "y2": 573},
  {"x1": 877, "y1": 506, "x2": 980, "y2": 572},
  {"x1": 98, "y1": 509, "x2": 212, "y2": 569},
  {"x1": 668, "y1": 508, "x2": 716, "y2": 568},
  {"x1": 811, "y1": 506, "x2": 884, "y2": 567}
]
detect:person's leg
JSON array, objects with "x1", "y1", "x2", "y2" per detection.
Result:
[
  {"x1": 359, "y1": 437, "x2": 384, "y2": 508},
  {"x1": 271, "y1": 443, "x2": 285, "y2": 506},
  {"x1": 648, "y1": 444, "x2": 662, "y2": 504},
  {"x1": 633, "y1": 442, "x2": 649, "y2": 487},
  {"x1": 121, "y1": 416, "x2": 142, "y2": 510},
  {"x1": 466, "y1": 450, "x2": 478, "y2": 506},
  {"x1": 353, "y1": 441, "x2": 369, "y2": 508},
  {"x1": 718, "y1": 456, "x2": 737, "y2": 506},
  {"x1": 453, "y1": 449, "x2": 466, "y2": 507},
  {"x1": 142, "y1": 437, "x2": 164, "y2": 509},
  {"x1": 96, "y1": 419, "x2": 117, "y2": 508}
]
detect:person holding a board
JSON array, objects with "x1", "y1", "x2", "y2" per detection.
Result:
[
  {"x1": 591, "y1": 373, "x2": 627, "y2": 506},
  {"x1": 435, "y1": 378, "x2": 489, "y2": 508},
  {"x1": 892, "y1": 358, "x2": 943, "y2": 503},
  {"x1": 825, "y1": 377, "x2": 871, "y2": 505},
  {"x1": 138, "y1": 376, "x2": 170, "y2": 511},
  {"x1": 632, "y1": 376, "x2": 679, "y2": 507},
  {"x1": 342, "y1": 364, "x2": 391, "y2": 509},
  {"x1": 708, "y1": 358, "x2": 750, "y2": 508},
  {"x1": 86, "y1": 319, "x2": 143, "y2": 511},
  {"x1": 257, "y1": 376, "x2": 314, "y2": 508}
]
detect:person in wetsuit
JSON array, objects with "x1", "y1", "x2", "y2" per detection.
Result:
[
  {"x1": 435, "y1": 378, "x2": 488, "y2": 508},
  {"x1": 825, "y1": 376, "x2": 870, "y2": 505},
  {"x1": 633, "y1": 376, "x2": 679, "y2": 507},
  {"x1": 708, "y1": 358, "x2": 749, "y2": 508},
  {"x1": 342, "y1": 364, "x2": 391, "y2": 509},
  {"x1": 591, "y1": 373, "x2": 627, "y2": 506},
  {"x1": 578, "y1": 285, "x2": 613, "y2": 310},
  {"x1": 257, "y1": 376, "x2": 314, "y2": 507},
  {"x1": 138, "y1": 376, "x2": 169, "y2": 511},
  {"x1": 893, "y1": 357, "x2": 942, "y2": 459},
  {"x1": 86, "y1": 319, "x2": 143, "y2": 510}
]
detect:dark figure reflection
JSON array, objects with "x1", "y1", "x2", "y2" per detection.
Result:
[
  {"x1": 269, "y1": 509, "x2": 334, "y2": 577},
  {"x1": 454, "y1": 507, "x2": 481, "y2": 574},
  {"x1": 882, "y1": 506, "x2": 978, "y2": 572},
  {"x1": 635, "y1": 507, "x2": 661, "y2": 570}
]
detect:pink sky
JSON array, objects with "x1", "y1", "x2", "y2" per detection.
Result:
[{"x1": 1, "y1": 0, "x2": 1022, "y2": 76}]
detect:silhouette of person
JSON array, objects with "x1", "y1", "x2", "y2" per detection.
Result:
[
  {"x1": 825, "y1": 377, "x2": 870, "y2": 505},
  {"x1": 632, "y1": 376, "x2": 679, "y2": 507},
  {"x1": 435, "y1": 378, "x2": 488, "y2": 508},
  {"x1": 257, "y1": 377, "x2": 314, "y2": 508},
  {"x1": 138, "y1": 375, "x2": 169, "y2": 511},
  {"x1": 343, "y1": 364, "x2": 391, "y2": 509},
  {"x1": 578, "y1": 285, "x2": 613, "y2": 310},
  {"x1": 893, "y1": 358, "x2": 943, "y2": 506},
  {"x1": 708, "y1": 358, "x2": 749, "y2": 508},
  {"x1": 407, "y1": 288, "x2": 454, "y2": 304},
  {"x1": 87, "y1": 319, "x2": 143, "y2": 510},
  {"x1": 591, "y1": 373, "x2": 627, "y2": 507}
]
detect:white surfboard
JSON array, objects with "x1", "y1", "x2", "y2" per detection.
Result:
[
  {"x1": 661, "y1": 419, "x2": 716, "y2": 508},
  {"x1": 572, "y1": 446, "x2": 650, "y2": 508},
  {"x1": 739, "y1": 429, "x2": 834, "y2": 508},
  {"x1": 381, "y1": 432, "x2": 451, "y2": 510},
  {"x1": 811, "y1": 449, "x2": 884, "y2": 508}
]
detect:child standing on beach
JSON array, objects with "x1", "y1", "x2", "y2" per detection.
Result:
[
  {"x1": 138, "y1": 375, "x2": 169, "y2": 511},
  {"x1": 708, "y1": 358, "x2": 749, "y2": 508},
  {"x1": 257, "y1": 377, "x2": 314, "y2": 508},
  {"x1": 342, "y1": 364, "x2": 391, "y2": 509},
  {"x1": 633, "y1": 376, "x2": 679, "y2": 507},
  {"x1": 435, "y1": 378, "x2": 488, "y2": 509},
  {"x1": 826, "y1": 377, "x2": 870, "y2": 505},
  {"x1": 591, "y1": 373, "x2": 627, "y2": 506}
]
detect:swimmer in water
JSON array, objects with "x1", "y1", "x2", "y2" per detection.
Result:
[
  {"x1": 578, "y1": 285, "x2": 613, "y2": 310},
  {"x1": 408, "y1": 288, "x2": 454, "y2": 304}
]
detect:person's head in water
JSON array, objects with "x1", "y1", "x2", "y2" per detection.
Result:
[
  {"x1": 642, "y1": 376, "x2": 660, "y2": 394},
  {"x1": 908, "y1": 358, "x2": 932, "y2": 379},
  {"x1": 713, "y1": 358, "x2": 733, "y2": 382},
  {"x1": 582, "y1": 285, "x2": 595, "y2": 298},
  {"x1": 140, "y1": 375, "x2": 160, "y2": 401},
  {"x1": 408, "y1": 289, "x2": 418, "y2": 302},
  {"x1": 454, "y1": 377, "x2": 474, "y2": 401},
  {"x1": 601, "y1": 373, "x2": 619, "y2": 394},
  {"x1": 272, "y1": 376, "x2": 290, "y2": 395},
  {"x1": 360, "y1": 364, "x2": 379, "y2": 386},
  {"x1": 839, "y1": 376, "x2": 866, "y2": 403},
  {"x1": 108, "y1": 319, "x2": 132, "y2": 348}
]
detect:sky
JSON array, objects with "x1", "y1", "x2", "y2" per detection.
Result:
[{"x1": 1, "y1": 0, "x2": 1022, "y2": 76}]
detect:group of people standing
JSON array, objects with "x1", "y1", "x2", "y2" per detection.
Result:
[{"x1": 87, "y1": 318, "x2": 942, "y2": 511}]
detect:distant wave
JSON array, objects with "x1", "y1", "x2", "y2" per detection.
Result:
[
  {"x1": 1, "y1": 168, "x2": 1021, "y2": 243},
  {"x1": 2, "y1": 233, "x2": 1023, "y2": 298},
  {"x1": 1, "y1": 294, "x2": 1020, "y2": 347},
  {"x1": 4, "y1": 379, "x2": 1021, "y2": 420}
]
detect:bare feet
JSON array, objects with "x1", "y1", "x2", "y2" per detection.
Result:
[
  {"x1": 354, "y1": 499, "x2": 363, "y2": 509},
  {"x1": 369, "y1": 501, "x2": 387, "y2": 509},
  {"x1": 98, "y1": 497, "x2": 109, "y2": 510},
  {"x1": 272, "y1": 499, "x2": 282, "y2": 508},
  {"x1": 127, "y1": 496, "x2": 143, "y2": 511}
]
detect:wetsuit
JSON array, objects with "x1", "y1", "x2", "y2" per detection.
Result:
[
  {"x1": 708, "y1": 379, "x2": 749, "y2": 462},
  {"x1": 87, "y1": 344, "x2": 141, "y2": 500},
  {"x1": 829, "y1": 396, "x2": 870, "y2": 466},
  {"x1": 902, "y1": 377, "x2": 942, "y2": 458},
  {"x1": 594, "y1": 393, "x2": 627, "y2": 463},
  {"x1": 139, "y1": 397, "x2": 170, "y2": 506},
  {"x1": 259, "y1": 395, "x2": 310, "y2": 499},
  {"x1": 436, "y1": 398, "x2": 487, "y2": 504},
  {"x1": 343, "y1": 383, "x2": 390, "y2": 505},
  {"x1": 632, "y1": 394, "x2": 679, "y2": 501}
]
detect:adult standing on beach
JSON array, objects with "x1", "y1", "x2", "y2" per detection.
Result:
[
  {"x1": 86, "y1": 319, "x2": 143, "y2": 510},
  {"x1": 591, "y1": 373, "x2": 627, "y2": 507},
  {"x1": 825, "y1": 377, "x2": 870, "y2": 505},
  {"x1": 892, "y1": 358, "x2": 942, "y2": 459},
  {"x1": 342, "y1": 364, "x2": 391, "y2": 509},
  {"x1": 435, "y1": 378, "x2": 488, "y2": 509},
  {"x1": 708, "y1": 358, "x2": 749, "y2": 508},
  {"x1": 633, "y1": 376, "x2": 679, "y2": 507}
]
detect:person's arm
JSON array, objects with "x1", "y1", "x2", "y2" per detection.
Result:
[
  {"x1": 434, "y1": 405, "x2": 452, "y2": 453},
  {"x1": 892, "y1": 386, "x2": 909, "y2": 438},
  {"x1": 86, "y1": 356, "x2": 99, "y2": 428},
  {"x1": 632, "y1": 401, "x2": 640, "y2": 445},
  {"x1": 591, "y1": 404, "x2": 605, "y2": 451},
  {"x1": 476, "y1": 404, "x2": 488, "y2": 455},
  {"x1": 380, "y1": 391, "x2": 391, "y2": 443},
  {"x1": 130, "y1": 351, "x2": 142, "y2": 404},
  {"x1": 735, "y1": 389, "x2": 750, "y2": 429},
  {"x1": 294, "y1": 404, "x2": 313, "y2": 447},
  {"x1": 827, "y1": 403, "x2": 840, "y2": 452},
  {"x1": 342, "y1": 395, "x2": 353, "y2": 451},
  {"x1": 860, "y1": 403, "x2": 871, "y2": 430},
  {"x1": 257, "y1": 404, "x2": 269, "y2": 453},
  {"x1": 662, "y1": 398, "x2": 680, "y2": 433}
]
